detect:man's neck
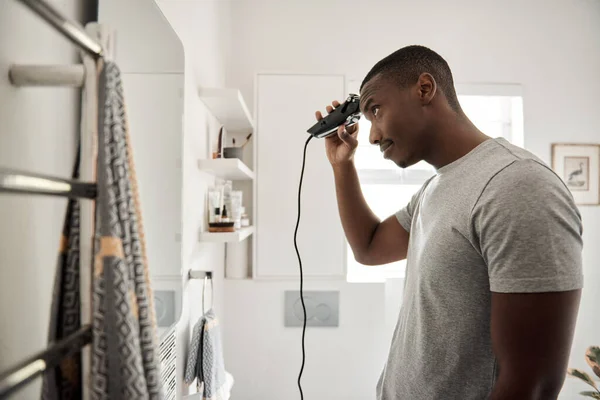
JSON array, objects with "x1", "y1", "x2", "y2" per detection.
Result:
[{"x1": 424, "y1": 113, "x2": 491, "y2": 170}]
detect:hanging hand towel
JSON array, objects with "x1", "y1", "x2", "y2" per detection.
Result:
[
  {"x1": 91, "y1": 60, "x2": 163, "y2": 400},
  {"x1": 184, "y1": 310, "x2": 233, "y2": 400},
  {"x1": 184, "y1": 316, "x2": 205, "y2": 385}
]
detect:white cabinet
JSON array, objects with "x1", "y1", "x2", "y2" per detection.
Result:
[
  {"x1": 99, "y1": 0, "x2": 185, "y2": 278},
  {"x1": 121, "y1": 74, "x2": 184, "y2": 277},
  {"x1": 255, "y1": 74, "x2": 346, "y2": 279}
]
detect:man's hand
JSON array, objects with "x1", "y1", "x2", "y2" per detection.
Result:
[
  {"x1": 489, "y1": 290, "x2": 581, "y2": 399},
  {"x1": 315, "y1": 101, "x2": 409, "y2": 265},
  {"x1": 315, "y1": 100, "x2": 359, "y2": 167}
]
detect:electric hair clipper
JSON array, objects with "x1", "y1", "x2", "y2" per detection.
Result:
[{"x1": 307, "y1": 93, "x2": 361, "y2": 138}]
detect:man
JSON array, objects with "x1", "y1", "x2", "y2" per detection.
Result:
[{"x1": 315, "y1": 45, "x2": 584, "y2": 399}]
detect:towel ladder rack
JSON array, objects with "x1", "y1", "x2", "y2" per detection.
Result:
[
  {"x1": 0, "y1": 169, "x2": 97, "y2": 199},
  {"x1": 9, "y1": 64, "x2": 86, "y2": 87},
  {"x1": 0, "y1": 0, "x2": 104, "y2": 398},
  {"x1": 0, "y1": 326, "x2": 93, "y2": 398},
  {"x1": 17, "y1": 0, "x2": 103, "y2": 57}
]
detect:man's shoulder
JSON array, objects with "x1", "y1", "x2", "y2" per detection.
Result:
[
  {"x1": 482, "y1": 140, "x2": 570, "y2": 199},
  {"x1": 487, "y1": 158, "x2": 568, "y2": 197},
  {"x1": 474, "y1": 155, "x2": 581, "y2": 228}
]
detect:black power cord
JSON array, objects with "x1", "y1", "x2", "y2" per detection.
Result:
[{"x1": 294, "y1": 134, "x2": 313, "y2": 400}]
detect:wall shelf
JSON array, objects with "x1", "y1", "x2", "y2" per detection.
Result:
[
  {"x1": 197, "y1": 158, "x2": 255, "y2": 180},
  {"x1": 199, "y1": 226, "x2": 254, "y2": 243},
  {"x1": 198, "y1": 87, "x2": 254, "y2": 134}
]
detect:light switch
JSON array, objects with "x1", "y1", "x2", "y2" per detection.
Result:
[{"x1": 284, "y1": 290, "x2": 339, "y2": 327}]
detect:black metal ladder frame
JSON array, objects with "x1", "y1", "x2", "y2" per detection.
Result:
[{"x1": 0, "y1": 0, "x2": 104, "y2": 397}]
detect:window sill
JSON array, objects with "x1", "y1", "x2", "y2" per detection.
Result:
[{"x1": 347, "y1": 265, "x2": 406, "y2": 283}]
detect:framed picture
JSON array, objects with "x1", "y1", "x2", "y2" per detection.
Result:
[{"x1": 552, "y1": 143, "x2": 600, "y2": 205}]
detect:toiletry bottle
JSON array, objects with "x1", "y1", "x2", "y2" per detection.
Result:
[
  {"x1": 214, "y1": 207, "x2": 221, "y2": 223},
  {"x1": 241, "y1": 214, "x2": 249, "y2": 227},
  {"x1": 208, "y1": 188, "x2": 221, "y2": 224},
  {"x1": 230, "y1": 191, "x2": 243, "y2": 229},
  {"x1": 221, "y1": 205, "x2": 230, "y2": 222},
  {"x1": 222, "y1": 180, "x2": 233, "y2": 216}
]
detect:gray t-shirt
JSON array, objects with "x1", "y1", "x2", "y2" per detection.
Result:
[{"x1": 376, "y1": 137, "x2": 584, "y2": 400}]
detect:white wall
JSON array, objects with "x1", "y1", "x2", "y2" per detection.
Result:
[
  {"x1": 155, "y1": 0, "x2": 233, "y2": 397},
  {"x1": 155, "y1": 0, "x2": 232, "y2": 286},
  {"x1": 0, "y1": 1, "x2": 94, "y2": 399},
  {"x1": 223, "y1": 280, "x2": 389, "y2": 400},
  {"x1": 225, "y1": 0, "x2": 600, "y2": 399}
]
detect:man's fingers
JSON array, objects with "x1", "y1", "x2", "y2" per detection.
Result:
[
  {"x1": 326, "y1": 134, "x2": 342, "y2": 145},
  {"x1": 337, "y1": 125, "x2": 358, "y2": 147},
  {"x1": 346, "y1": 122, "x2": 359, "y2": 136},
  {"x1": 316, "y1": 99, "x2": 342, "y2": 120}
]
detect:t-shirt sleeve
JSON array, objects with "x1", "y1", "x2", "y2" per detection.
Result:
[
  {"x1": 395, "y1": 178, "x2": 433, "y2": 233},
  {"x1": 471, "y1": 159, "x2": 584, "y2": 293}
]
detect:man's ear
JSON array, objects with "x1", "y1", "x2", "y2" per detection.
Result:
[{"x1": 417, "y1": 73, "x2": 436, "y2": 106}]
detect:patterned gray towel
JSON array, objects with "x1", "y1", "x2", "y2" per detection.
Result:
[
  {"x1": 91, "y1": 60, "x2": 163, "y2": 399},
  {"x1": 184, "y1": 315, "x2": 205, "y2": 385},
  {"x1": 184, "y1": 309, "x2": 232, "y2": 400},
  {"x1": 41, "y1": 157, "x2": 83, "y2": 400}
]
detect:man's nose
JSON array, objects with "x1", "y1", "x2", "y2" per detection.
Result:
[{"x1": 369, "y1": 125, "x2": 382, "y2": 145}]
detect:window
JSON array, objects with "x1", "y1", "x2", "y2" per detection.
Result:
[{"x1": 346, "y1": 82, "x2": 524, "y2": 283}]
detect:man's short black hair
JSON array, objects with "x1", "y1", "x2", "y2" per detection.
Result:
[{"x1": 360, "y1": 45, "x2": 460, "y2": 112}]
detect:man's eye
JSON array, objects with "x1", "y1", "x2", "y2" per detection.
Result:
[{"x1": 372, "y1": 106, "x2": 380, "y2": 117}]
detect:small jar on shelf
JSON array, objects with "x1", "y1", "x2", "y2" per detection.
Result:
[{"x1": 240, "y1": 207, "x2": 250, "y2": 227}]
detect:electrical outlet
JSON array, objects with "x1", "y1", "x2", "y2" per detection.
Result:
[{"x1": 284, "y1": 290, "x2": 339, "y2": 327}]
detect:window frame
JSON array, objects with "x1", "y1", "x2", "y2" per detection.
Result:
[{"x1": 344, "y1": 80, "x2": 525, "y2": 283}]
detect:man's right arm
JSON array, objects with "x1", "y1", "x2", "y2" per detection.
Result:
[{"x1": 332, "y1": 161, "x2": 409, "y2": 266}]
